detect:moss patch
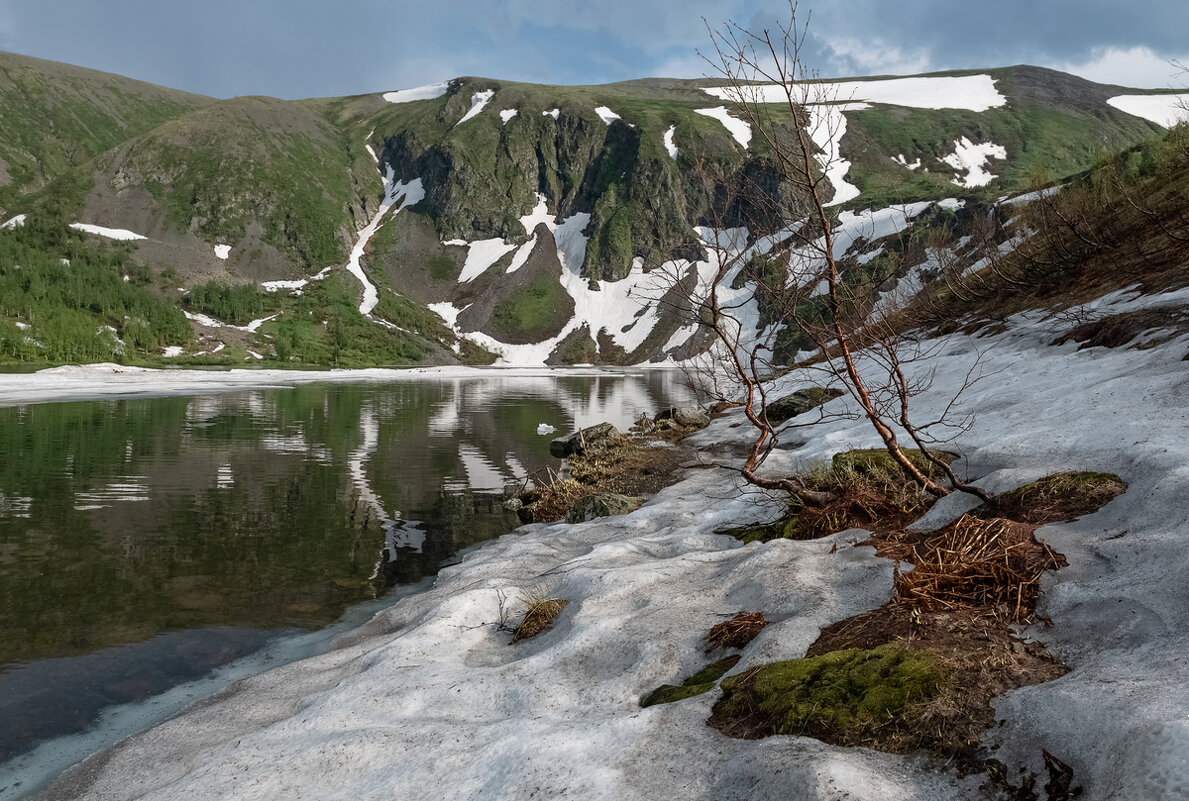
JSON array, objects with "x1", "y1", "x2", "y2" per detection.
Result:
[
  {"x1": 831, "y1": 448, "x2": 957, "y2": 479},
  {"x1": 640, "y1": 654, "x2": 741, "y2": 708},
  {"x1": 985, "y1": 470, "x2": 1127, "y2": 525},
  {"x1": 709, "y1": 645, "x2": 945, "y2": 743}
]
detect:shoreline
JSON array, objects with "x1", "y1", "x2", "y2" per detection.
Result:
[{"x1": 20, "y1": 314, "x2": 1189, "y2": 800}]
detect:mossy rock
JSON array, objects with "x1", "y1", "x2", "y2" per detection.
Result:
[
  {"x1": 640, "y1": 655, "x2": 741, "y2": 708},
  {"x1": 984, "y1": 470, "x2": 1127, "y2": 524},
  {"x1": 712, "y1": 645, "x2": 945, "y2": 741},
  {"x1": 565, "y1": 492, "x2": 643, "y2": 524},
  {"x1": 831, "y1": 448, "x2": 957, "y2": 480},
  {"x1": 764, "y1": 387, "x2": 845, "y2": 424}
]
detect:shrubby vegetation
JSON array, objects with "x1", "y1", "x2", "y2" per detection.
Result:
[
  {"x1": 0, "y1": 206, "x2": 189, "y2": 363},
  {"x1": 183, "y1": 280, "x2": 277, "y2": 326}
]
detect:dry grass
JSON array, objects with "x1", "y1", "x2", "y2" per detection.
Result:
[
  {"x1": 512, "y1": 590, "x2": 569, "y2": 643},
  {"x1": 705, "y1": 611, "x2": 769, "y2": 651},
  {"x1": 892, "y1": 515, "x2": 1066, "y2": 623}
]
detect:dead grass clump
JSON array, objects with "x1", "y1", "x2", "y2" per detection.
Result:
[
  {"x1": 705, "y1": 611, "x2": 769, "y2": 651},
  {"x1": 512, "y1": 592, "x2": 569, "y2": 643},
  {"x1": 987, "y1": 470, "x2": 1128, "y2": 525},
  {"x1": 516, "y1": 477, "x2": 586, "y2": 524},
  {"x1": 893, "y1": 515, "x2": 1066, "y2": 623}
]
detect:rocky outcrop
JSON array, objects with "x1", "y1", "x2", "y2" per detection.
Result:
[
  {"x1": 565, "y1": 493, "x2": 643, "y2": 524},
  {"x1": 549, "y1": 422, "x2": 623, "y2": 458}
]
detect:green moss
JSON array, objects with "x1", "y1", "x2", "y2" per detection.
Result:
[
  {"x1": 831, "y1": 448, "x2": 956, "y2": 480},
  {"x1": 985, "y1": 470, "x2": 1127, "y2": 523},
  {"x1": 714, "y1": 645, "x2": 945, "y2": 741},
  {"x1": 640, "y1": 655, "x2": 742, "y2": 708}
]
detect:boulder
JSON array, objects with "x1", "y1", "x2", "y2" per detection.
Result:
[
  {"x1": 565, "y1": 493, "x2": 643, "y2": 524},
  {"x1": 654, "y1": 405, "x2": 710, "y2": 429},
  {"x1": 764, "y1": 387, "x2": 844, "y2": 424},
  {"x1": 549, "y1": 422, "x2": 622, "y2": 458}
]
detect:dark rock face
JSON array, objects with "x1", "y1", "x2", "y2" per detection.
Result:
[
  {"x1": 549, "y1": 421, "x2": 622, "y2": 458},
  {"x1": 565, "y1": 492, "x2": 643, "y2": 524},
  {"x1": 764, "y1": 387, "x2": 844, "y2": 424}
]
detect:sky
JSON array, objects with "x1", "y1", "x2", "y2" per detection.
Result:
[{"x1": 0, "y1": 1, "x2": 1186, "y2": 100}]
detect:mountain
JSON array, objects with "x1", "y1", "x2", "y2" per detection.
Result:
[{"x1": 0, "y1": 53, "x2": 1182, "y2": 367}]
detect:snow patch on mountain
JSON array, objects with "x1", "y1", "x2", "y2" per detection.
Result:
[
  {"x1": 1, "y1": 214, "x2": 26, "y2": 230},
  {"x1": 808, "y1": 103, "x2": 869, "y2": 206},
  {"x1": 382, "y1": 82, "x2": 449, "y2": 104},
  {"x1": 694, "y1": 107, "x2": 751, "y2": 149},
  {"x1": 941, "y1": 137, "x2": 1007, "y2": 187},
  {"x1": 456, "y1": 90, "x2": 495, "y2": 126},
  {"x1": 213, "y1": 245, "x2": 231, "y2": 260},
  {"x1": 499, "y1": 109, "x2": 519, "y2": 124},
  {"x1": 663, "y1": 125, "x2": 678, "y2": 159},
  {"x1": 69, "y1": 223, "x2": 146, "y2": 241},
  {"x1": 1106, "y1": 94, "x2": 1189, "y2": 128},
  {"x1": 543, "y1": 108, "x2": 560, "y2": 120},
  {"x1": 595, "y1": 106, "x2": 622, "y2": 125},
  {"x1": 702, "y1": 74, "x2": 1006, "y2": 112},
  {"x1": 458, "y1": 239, "x2": 517, "y2": 283},
  {"x1": 893, "y1": 154, "x2": 922, "y2": 170}
]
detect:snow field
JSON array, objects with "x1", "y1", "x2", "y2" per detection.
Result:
[
  {"x1": 499, "y1": 109, "x2": 519, "y2": 124},
  {"x1": 213, "y1": 245, "x2": 231, "y2": 260},
  {"x1": 382, "y1": 82, "x2": 450, "y2": 104},
  {"x1": 1, "y1": 214, "x2": 26, "y2": 229},
  {"x1": 1106, "y1": 94, "x2": 1189, "y2": 128},
  {"x1": 701, "y1": 74, "x2": 1006, "y2": 112}
]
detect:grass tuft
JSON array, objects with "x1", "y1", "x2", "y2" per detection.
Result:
[
  {"x1": 511, "y1": 590, "x2": 569, "y2": 643},
  {"x1": 705, "y1": 611, "x2": 769, "y2": 651}
]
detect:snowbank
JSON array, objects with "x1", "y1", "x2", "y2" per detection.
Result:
[
  {"x1": 941, "y1": 137, "x2": 1007, "y2": 187},
  {"x1": 663, "y1": 125, "x2": 678, "y2": 159},
  {"x1": 456, "y1": 90, "x2": 495, "y2": 126}
]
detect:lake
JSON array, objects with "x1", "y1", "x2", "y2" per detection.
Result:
[{"x1": 0, "y1": 370, "x2": 694, "y2": 796}]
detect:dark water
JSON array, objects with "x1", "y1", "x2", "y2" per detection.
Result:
[{"x1": 0, "y1": 371, "x2": 692, "y2": 787}]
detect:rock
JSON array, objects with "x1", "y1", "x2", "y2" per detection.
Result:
[
  {"x1": 502, "y1": 497, "x2": 523, "y2": 512},
  {"x1": 565, "y1": 493, "x2": 643, "y2": 524},
  {"x1": 654, "y1": 405, "x2": 710, "y2": 428},
  {"x1": 549, "y1": 422, "x2": 622, "y2": 458},
  {"x1": 764, "y1": 387, "x2": 844, "y2": 424}
]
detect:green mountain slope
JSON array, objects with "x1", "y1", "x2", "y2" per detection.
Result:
[
  {"x1": 0, "y1": 51, "x2": 214, "y2": 213},
  {"x1": 0, "y1": 54, "x2": 1182, "y2": 368}
]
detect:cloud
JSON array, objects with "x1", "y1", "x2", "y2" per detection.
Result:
[
  {"x1": 821, "y1": 35, "x2": 933, "y2": 78},
  {"x1": 1054, "y1": 46, "x2": 1189, "y2": 89}
]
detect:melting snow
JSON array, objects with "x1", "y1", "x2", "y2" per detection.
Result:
[
  {"x1": 536, "y1": 423, "x2": 556, "y2": 435},
  {"x1": 694, "y1": 106, "x2": 751, "y2": 148},
  {"x1": 456, "y1": 90, "x2": 495, "y2": 126},
  {"x1": 458, "y1": 239, "x2": 517, "y2": 283},
  {"x1": 543, "y1": 108, "x2": 560, "y2": 120},
  {"x1": 1106, "y1": 94, "x2": 1189, "y2": 128},
  {"x1": 213, "y1": 245, "x2": 231, "y2": 260},
  {"x1": 69, "y1": 223, "x2": 146, "y2": 241},
  {"x1": 807, "y1": 103, "x2": 869, "y2": 206},
  {"x1": 941, "y1": 137, "x2": 1007, "y2": 187},
  {"x1": 382, "y1": 82, "x2": 450, "y2": 104},
  {"x1": 702, "y1": 74, "x2": 1006, "y2": 112},
  {"x1": 499, "y1": 109, "x2": 519, "y2": 124},
  {"x1": 595, "y1": 106, "x2": 621, "y2": 125},
  {"x1": 892, "y1": 154, "x2": 922, "y2": 170},
  {"x1": 663, "y1": 125, "x2": 678, "y2": 159},
  {"x1": 161, "y1": 346, "x2": 184, "y2": 358},
  {"x1": 1, "y1": 214, "x2": 26, "y2": 230},
  {"x1": 260, "y1": 279, "x2": 309, "y2": 292}
]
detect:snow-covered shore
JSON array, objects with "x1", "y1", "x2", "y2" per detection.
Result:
[
  {"x1": 29, "y1": 288, "x2": 1189, "y2": 800},
  {"x1": 0, "y1": 363, "x2": 639, "y2": 407}
]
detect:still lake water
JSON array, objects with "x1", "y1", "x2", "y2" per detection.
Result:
[{"x1": 0, "y1": 371, "x2": 693, "y2": 791}]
